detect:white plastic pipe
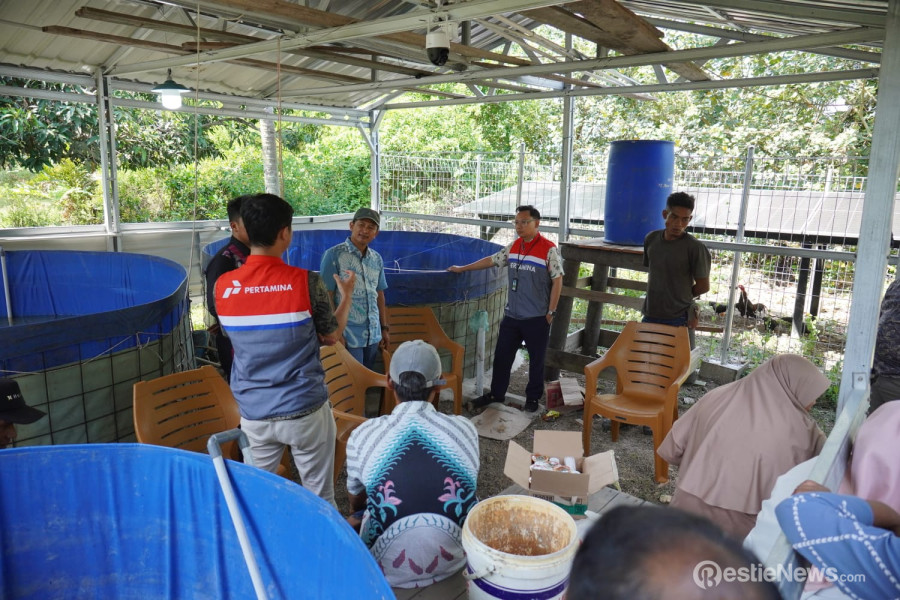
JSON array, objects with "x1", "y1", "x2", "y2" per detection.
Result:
[{"x1": 208, "y1": 430, "x2": 268, "y2": 600}]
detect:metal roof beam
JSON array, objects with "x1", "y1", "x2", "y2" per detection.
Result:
[
  {"x1": 0, "y1": 65, "x2": 95, "y2": 87},
  {"x1": 110, "y1": 80, "x2": 368, "y2": 117},
  {"x1": 645, "y1": 16, "x2": 883, "y2": 63},
  {"x1": 107, "y1": 0, "x2": 569, "y2": 76},
  {"x1": 664, "y1": 0, "x2": 887, "y2": 27},
  {"x1": 384, "y1": 67, "x2": 878, "y2": 109},
  {"x1": 293, "y1": 26, "x2": 883, "y2": 96}
]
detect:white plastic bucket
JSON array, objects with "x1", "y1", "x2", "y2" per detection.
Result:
[{"x1": 462, "y1": 494, "x2": 578, "y2": 600}]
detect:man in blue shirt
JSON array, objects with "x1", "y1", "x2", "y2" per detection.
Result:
[{"x1": 320, "y1": 208, "x2": 389, "y2": 369}]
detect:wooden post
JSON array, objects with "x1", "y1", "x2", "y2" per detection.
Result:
[
  {"x1": 546, "y1": 256, "x2": 581, "y2": 380},
  {"x1": 582, "y1": 263, "x2": 608, "y2": 356}
]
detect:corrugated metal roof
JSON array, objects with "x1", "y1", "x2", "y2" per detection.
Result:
[{"x1": 0, "y1": 0, "x2": 888, "y2": 113}]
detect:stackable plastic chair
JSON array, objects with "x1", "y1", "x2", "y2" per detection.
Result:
[
  {"x1": 582, "y1": 322, "x2": 692, "y2": 483},
  {"x1": 133, "y1": 365, "x2": 293, "y2": 479},
  {"x1": 321, "y1": 343, "x2": 390, "y2": 483},
  {"x1": 381, "y1": 306, "x2": 465, "y2": 415}
]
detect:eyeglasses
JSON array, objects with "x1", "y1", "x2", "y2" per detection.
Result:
[{"x1": 513, "y1": 219, "x2": 535, "y2": 226}]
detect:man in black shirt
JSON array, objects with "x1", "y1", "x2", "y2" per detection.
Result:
[{"x1": 204, "y1": 195, "x2": 252, "y2": 381}]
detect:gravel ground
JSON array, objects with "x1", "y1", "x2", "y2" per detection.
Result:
[
  {"x1": 334, "y1": 356, "x2": 837, "y2": 515},
  {"x1": 335, "y1": 359, "x2": 708, "y2": 514}
]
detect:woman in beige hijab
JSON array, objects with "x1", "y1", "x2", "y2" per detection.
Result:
[{"x1": 657, "y1": 354, "x2": 829, "y2": 539}]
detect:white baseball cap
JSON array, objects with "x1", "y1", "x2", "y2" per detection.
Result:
[{"x1": 389, "y1": 340, "x2": 446, "y2": 387}]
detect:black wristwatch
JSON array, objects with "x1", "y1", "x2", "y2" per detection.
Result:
[
  {"x1": 547, "y1": 310, "x2": 557, "y2": 317},
  {"x1": 381, "y1": 324, "x2": 389, "y2": 330}
]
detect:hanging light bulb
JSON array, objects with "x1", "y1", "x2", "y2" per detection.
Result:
[{"x1": 152, "y1": 69, "x2": 189, "y2": 110}]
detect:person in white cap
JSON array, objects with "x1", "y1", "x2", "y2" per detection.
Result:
[
  {"x1": 0, "y1": 378, "x2": 46, "y2": 448},
  {"x1": 345, "y1": 340, "x2": 479, "y2": 589}
]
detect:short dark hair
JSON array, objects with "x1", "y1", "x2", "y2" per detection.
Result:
[
  {"x1": 666, "y1": 192, "x2": 696, "y2": 212},
  {"x1": 516, "y1": 205, "x2": 540, "y2": 220},
  {"x1": 568, "y1": 505, "x2": 779, "y2": 600},
  {"x1": 226, "y1": 195, "x2": 252, "y2": 223},
  {"x1": 393, "y1": 371, "x2": 436, "y2": 403},
  {"x1": 240, "y1": 194, "x2": 294, "y2": 248}
]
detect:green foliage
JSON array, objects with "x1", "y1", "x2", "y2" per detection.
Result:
[
  {"x1": 0, "y1": 79, "x2": 99, "y2": 171},
  {"x1": 0, "y1": 190, "x2": 55, "y2": 227},
  {"x1": 32, "y1": 159, "x2": 102, "y2": 225},
  {"x1": 286, "y1": 151, "x2": 370, "y2": 215},
  {"x1": 119, "y1": 148, "x2": 266, "y2": 222},
  {"x1": 0, "y1": 161, "x2": 100, "y2": 226},
  {"x1": 116, "y1": 136, "x2": 370, "y2": 223},
  {"x1": 113, "y1": 104, "x2": 224, "y2": 170}
]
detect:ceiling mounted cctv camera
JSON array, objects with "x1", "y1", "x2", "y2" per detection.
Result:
[{"x1": 426, "y1": 22, "x2": 453, "y2": 67}]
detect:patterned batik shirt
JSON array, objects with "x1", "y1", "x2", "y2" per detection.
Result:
[
  {"x1": 346, "y1": 401, "x2": 479, "y2": 588},
  {"x1": 776, "y1": 492, "x2": 900, "y2": 599}
]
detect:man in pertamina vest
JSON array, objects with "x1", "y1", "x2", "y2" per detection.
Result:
[
  {"x1": 448, "y1": 205, "x2": 563, "y2": 412},
  {"x1": 215, "y1": 193, "x2": 355, "y2": 506}
]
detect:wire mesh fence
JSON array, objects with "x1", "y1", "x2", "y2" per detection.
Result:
[{"x1": 381, "y1": 149, "x2": 888, "y2": 381}]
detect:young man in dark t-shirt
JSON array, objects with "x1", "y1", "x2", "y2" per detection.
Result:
[{"x1": 642, "y1": 191, "x2": 711, "y2": 348}]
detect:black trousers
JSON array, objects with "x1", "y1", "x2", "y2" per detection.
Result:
[{"x1": 490, "y1": 315, "x2": 551, "y2": 402}]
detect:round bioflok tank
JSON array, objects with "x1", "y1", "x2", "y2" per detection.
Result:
[
  {"x1": 203, "y1": 230, "x2": 508, "y2": 377},
  {"x1": 0, "y1": 250, "x2": 191, "y2": 446}
]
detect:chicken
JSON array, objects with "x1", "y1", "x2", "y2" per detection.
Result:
[
  {"x1": 708, "y1": 301, "x2": 728, "y2": 316},
  {"x1": 736, "y1": 285, "x2": 767, "y2": 319}
]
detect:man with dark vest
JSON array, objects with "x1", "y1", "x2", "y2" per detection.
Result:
[
  {"x1": 215, "y1": 193, "x2": 356, "y2": 506},
  {"x1": 205, "y1": 195, "x2": 252, "y2": 382},
  {"x1": 448, "y1": 205, "x2": 563, "y2": 412}
]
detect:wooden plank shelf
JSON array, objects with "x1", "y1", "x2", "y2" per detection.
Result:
[{"x1": 546, "y1": 238, "x2": 650, "y2": 378}]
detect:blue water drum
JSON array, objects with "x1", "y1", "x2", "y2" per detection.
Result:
[{"x1": 603, "y1": 140, "x2": 675, "y2": 245}]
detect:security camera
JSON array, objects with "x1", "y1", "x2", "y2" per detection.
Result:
[{"x1": 426, "y1": 26, "x2": 451, "y2": 66}]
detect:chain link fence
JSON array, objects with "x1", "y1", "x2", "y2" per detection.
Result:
[{"x1": 381, "y1": 149, "x2": 891, "y2": 380}]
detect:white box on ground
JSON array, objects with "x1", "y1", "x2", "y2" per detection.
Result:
[{"x1": 504, "y1": 430, "x2": 618, "y2": 509}]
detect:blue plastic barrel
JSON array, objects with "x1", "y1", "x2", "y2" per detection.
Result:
[
  {"x1": 603, "y1": 140, "x2": 675, "y2": 245},
  {"x1": 0, "y1": 445, "x2": 394, "y2": 599}
]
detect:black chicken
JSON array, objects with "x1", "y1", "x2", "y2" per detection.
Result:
[
  {"x1": 736, "y1": 285, "x2": 767, "y2": 318},
  {"x1": 708, "y1": 301, "x2": 728, "y2": 316}
]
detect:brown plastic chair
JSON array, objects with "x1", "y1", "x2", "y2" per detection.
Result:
[
  {"x1": 321, "y1": 343, "x2": 390, "y2": 483},
  {"x1": 133, "y1": 365, "x2": 293, "y2": 478},
  {"x1": 582, "y1": 321, "x2": 692, "y2": 484},
  {"x1": 381, "y1": 306, "x2": 465, "y2": 415}
]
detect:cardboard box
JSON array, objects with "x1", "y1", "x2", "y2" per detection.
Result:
[
  {"x1": 545, "y1": 378, "x2": 584, "y2": 413},
  {"x1": 504, "y1": 430, "x2": 618, "y2": 513}
]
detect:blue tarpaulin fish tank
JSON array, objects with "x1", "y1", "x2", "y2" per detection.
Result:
[
  {"x1": 0, "y1": 444, "x2": 393, "y2": 598},
  {"x1": 0, "y1": 250, "x2": 192, "y2": 446},
  {"x1": 204, "y1": 230, "x2": 509, "y2": 377},
  {"x1": 203, "y1": 229, "x2": 506, "y2": 305}
]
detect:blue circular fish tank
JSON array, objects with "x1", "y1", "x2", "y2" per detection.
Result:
[
  {"x1": 0, "y1": 444, "x2": 393, "y2": 598},
  {"x1": 203, "y1": 230, "x2": 509, "y2": 377},
  {"x1": 0, "y1": 250, "x2": 191, "y2": 446}
]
